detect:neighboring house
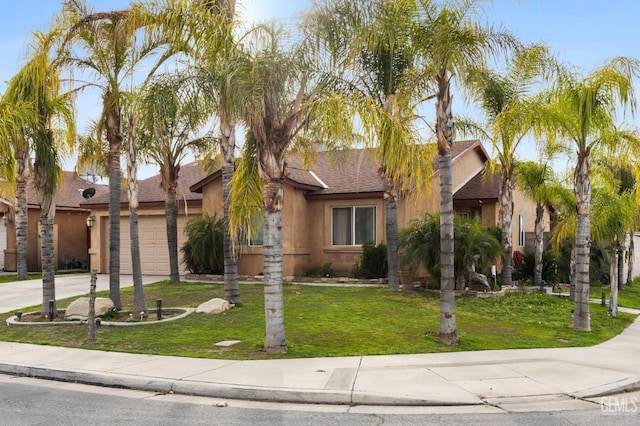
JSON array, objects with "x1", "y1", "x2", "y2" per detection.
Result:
[
  {"x1": 81, "y1": 162, "x2": 205, "y2": 276},
  {"x1": 1, "y1": 171, "x2": 106, "y2": 272},
  {"x1": 190, "y1": 140, "x2": 551, "y2": 277}
]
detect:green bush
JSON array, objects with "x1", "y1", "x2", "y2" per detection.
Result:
[
  {"x1": 305, "y1": 263, "x2": 333, "y2": 278},
  {"x1": 351, "y1": 241, "x2": 387, "y2": 279},
  {"x1": 516, "y1": 249, "x2": 560, "y2": 285},
  {"x1": 400, "y1": 213, "x2": 503, "y2": 288},
  {"x1": 181, "y1": 213, "x2": 224, "y2": 274}
]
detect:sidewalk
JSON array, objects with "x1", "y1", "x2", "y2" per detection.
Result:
[{"x1": 1, "y1": 274, "x2": 640, "y2": 412}]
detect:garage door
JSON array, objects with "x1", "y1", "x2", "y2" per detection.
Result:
[{"x1": 119, "y1": 215, "x2": 192, "y2": 276}]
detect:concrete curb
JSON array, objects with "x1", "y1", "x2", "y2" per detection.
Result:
[
  {"x1": 572, "y1": 375, "x2": 640, "y2": 398},
  {"x1": 0, "y1": 361, "x2": 485, "y2": 406},
  {"x1": 0, "y1": 362, "x2": 357, "y2": 405}
]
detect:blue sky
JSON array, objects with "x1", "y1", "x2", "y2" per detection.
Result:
[{"x1": 1, "y1": 0, "x2": 639, "y2": 174}]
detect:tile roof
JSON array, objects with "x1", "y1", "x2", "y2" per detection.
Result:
[
  {"x1": 299, "y1": 140, "x2": 486, "y2": 196},
  {"x1": 81, "y1": 161, "x2": 205, "y2": 206},
  {"x1": 22, "y1": 171, "x2": 109, "y2": 209},
  {"x1": 302, "y1": 149, "x2": 384, "y2": 195},
  {"x1": 189, "y1": 140, "x2": 488, "y2": 197},
  {"x1": 453, "y1": 169, "x2": 500, "y2": 201}
]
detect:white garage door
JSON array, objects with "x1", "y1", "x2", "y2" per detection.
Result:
[{"x1": 119, "y1": 215, "x2": 192, "y2": 276}]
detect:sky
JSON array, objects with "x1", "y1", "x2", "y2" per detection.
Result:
[{"x1": 1, "y1": 0, "x2": 640, "y2": 177}]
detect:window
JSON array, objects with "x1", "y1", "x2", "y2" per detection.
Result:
[
  {"x1": 241, "y1": 211, "x2": 263, "y2": 246},
  {"x1": 518, "y1": 214, "x2": 525, "y2": 247},
  {"x1": 332, "y1": 206, "x2": 376, "y2": 245}
]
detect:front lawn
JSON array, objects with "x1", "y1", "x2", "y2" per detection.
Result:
[
  {"x1": 590, "y1": 280, "x2": 640, "y2": 310},
  {"x1": 0, "y1": 274, "x2": 42, "y2": 284},
  {"x1": 0, "y1": 281, "x2": 634, "y2": 360}
]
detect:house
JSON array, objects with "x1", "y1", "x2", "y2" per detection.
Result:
[
  {"x1": 190, "y1": 140, "x2": 551, "y2": 277},
  {"x1": 81, "y1": 162, "x2": 205, "y2": 275},
  {"x1": 1, "y1": 171, "x2": 107, "y2": 272}
]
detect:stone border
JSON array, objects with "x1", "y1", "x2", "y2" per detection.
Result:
[{"x1": 5, "y1": 307, "x2": 195, "y2": 327}]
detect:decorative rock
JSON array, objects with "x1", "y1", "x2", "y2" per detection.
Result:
[
  {"x1": 65, "y1": 297, "x2": 115, "y2": 320},
  {"x1": 469, "y1": 271, "x2": 491, "y2": 292},
  {"x1": 196, "y1": 298, "x2": 232, "y2": 314}
]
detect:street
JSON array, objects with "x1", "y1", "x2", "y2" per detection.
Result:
[{"x1": 0, "y1": 374, "x2": 637, "y2": 425}]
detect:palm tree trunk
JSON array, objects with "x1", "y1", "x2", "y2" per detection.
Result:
[
  {"x1": 15, "y1": 147, "x2": 29, "y2": 279},
  {"x1": 499, "y1": 172, "x2": 514, "y2": 287},
  {"x1": 609, "y1": 244, "x2": 618, "y2": 317},
  {"x1": 221, "y1": 121, "x2": 240, "y2": 303},
  {"x1": 385, "y1": 191, "x2": 399, "y2": 290},
  {"x1": 438, "y1": 153, "x2": 457, "y2": 344},
  {"x1": 130, "y1": 206, "x2": 146, "y2": 317},
  {"x1": 627, "y1": 229, "x2": 634, "y2": 286},
  {"x1": 572, "y1": 152, "x2": 591, "y2": 331},
  {"x1": 569, "y1": 246, "x2": 576, "y2": 301},
  {"x1": 534, "y1": 203, "x2": 544, "y2": 290},
  {"x1": 106, "y1": 98, "x2": 122, "y2": 309},
  {"x1": 222, "y1": 164, "x2": 240, "y2": 302},
  {"x1": 436, "y1": 72, "x2": 458, "y2": 345},
  {"x1": 40, "y1": 216, "x2": 56, "y2": 319},
  {"x1": 618, "y1": 246, "x2": 624, "y2": 291},
  {"x1": 262, "y1": 179, "x2": 286, "y2": 354},
  {"x1": 40, "y1": 215, "x2": 56, "y2": 319},
  {"x1": 127, "y1": 117, "x2": 146, "y2": 317},
  {"x1": 165, "y1": 186, "x2": 180, "y2": 283}
]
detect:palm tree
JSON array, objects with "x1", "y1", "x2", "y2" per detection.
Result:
[
  {"x1": 516, "y1": 159, "x2": 566, "y2": 290},
  {"x1": 136, "y1": 74, "x2": 213, "y2": 284},
  {"x1": 1, "y1": 101, "x2": 35, "y2": 281},
  {"x1": 414, "y1": 0, "x2": 516, "y2": 344},
  {"x1": 189, "y1": 0, "x2": 245, "y2": 302},
  {"x1": 62, "y1": 0, "x2": 180, "y2": 308},
  {"x1": 0, "y1": 99, "x2": 33, "y2": 281},
  {"x1": 229, "y1": 22, "x2": 359, "y2": 353},
  {"x1": 544, "y1": 57, "x2": 639, "y2": 331},
  {"x1": 124, "y1": 113, "x2": 147, "y2": 318},
  {"x1": 461, "y1": 44, "x2": 555, "y2": 288},
  {"x1": 589, "y1": 166, "x2": 635, "y2": 317},
  {"x1": 601, "y1": 134, "x2": 640, "y2": 287},
  {"x1": 310, "y1": 0, "x2": 434, "y2": 290},
  {"x1": 3, "y1": 26, "x2": 75, "y2": 318}
]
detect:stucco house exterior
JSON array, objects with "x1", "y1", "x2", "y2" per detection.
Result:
[
  {"x1": 81, "y1": 162, "x2": 205, "y2": 276},
  {"x1": 190, "y1": 140, "x2": 551, "y2": 277},
  {"x1": 1, "y1": 171, "x2": 106, "y2": 272}
]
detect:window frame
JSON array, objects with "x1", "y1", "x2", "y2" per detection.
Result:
[
  {"x1": 518, "y1": 214, "x2": 525, "y2": 247},
  {"x1": 331, "y1": 205, "x2": 376, "y2": 246}
]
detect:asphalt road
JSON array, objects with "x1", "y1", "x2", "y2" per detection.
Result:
[{"x1": 1, "y1": 374, "x2": 638, "y2": 425}]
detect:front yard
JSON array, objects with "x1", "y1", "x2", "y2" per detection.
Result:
[{"x1": 0, "y1": 281, "x2": 634, "y2": 360}]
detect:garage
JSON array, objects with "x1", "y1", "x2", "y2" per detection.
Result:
[{"x1": 118, "y1": 214, "x2": 195, "y2": 276}]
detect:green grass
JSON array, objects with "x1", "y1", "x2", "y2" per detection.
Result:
[
  {"x1": 590, "y1": 280, "x2": 640, "y2": 310},
  {"x1": 0, "y1": 274, "x2": 42, "y2": 284},
  {"x1": 0, "y1": 281, "x2": 634, "y2": 360}
]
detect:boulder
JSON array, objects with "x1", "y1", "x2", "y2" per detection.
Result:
[
  {"x1": 65, "y1": 297, "x2": 115, "y2": 320},
  {"x1": 196, "y1": 298, "x2": 232, "y2": 314},
  {"x1": 469, "y1": 271, "x2": 491, "y2": 292}
]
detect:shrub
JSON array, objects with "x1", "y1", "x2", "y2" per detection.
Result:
[
  {"x1": 351, "y1": 241, "x2": 387, "y2": 279},
  {"x1": 305, "y1": 263, "x2": 333, "y2": 278},
  {"x1": 516, "y1": 249, "x2": 560, "y2": 285},
  {"x1": 181, "y1": 213, "x2": 224, "y2": 274},
  {"x1": 400, "y1": 213, "x2": 503, "y2": 289}
]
